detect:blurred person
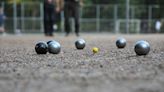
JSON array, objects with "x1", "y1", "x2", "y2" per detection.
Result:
[
  {"x1": 140, "y1": 20, "x2": 148, "y2": 33},
  {"x1": 57, "y1": 0, "x2": 83, "y2": 37},
  {"x1": 155, "y1": 20, "x2": 162, "y2": 33},
  {"x1": 44, "y1": 0, "x2": 58, "y2": 37},
  {"x1": 0, "y1": 7, "x2": 6, "y2": 36}
]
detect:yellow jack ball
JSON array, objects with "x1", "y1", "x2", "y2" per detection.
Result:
[{"x1": 92, "y1": 47, "x2": 99, "y2": 53}]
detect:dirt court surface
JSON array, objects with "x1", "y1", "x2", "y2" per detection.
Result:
[{"x1": 0, "y1": 33, "x2": 164, "y2": 92}]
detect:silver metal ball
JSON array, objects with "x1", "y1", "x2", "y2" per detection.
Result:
[
  {"x1": 48, "y1": 41, "x2": 61, "y2": 54},
  {"x1": 47, "y1": 40, "x2": 60, "y2": 46},
  {"x1": 75, "y1": 39, "x2": 86, "y2": 49},
  {"x1": 134, "y1": 40, "x2": 150, "y2": 56},
  {"x1": 116, "y1": 38, "x2": 126, "y2": 48}
]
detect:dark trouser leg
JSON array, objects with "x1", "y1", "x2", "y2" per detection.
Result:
[
  {"x1": 49, "y1": 20, "x2": 54, "y2": 36},
  {"x1": 64, "y1": 4, "x2": 71, "y2": 35},
  {"x1": 64, "y1": 17, "x2": 70, "y2": 34},
  {"x1": 45, "y1": 12, "x2": 54, "y2": 36},
  {"x1": 49, "y1": 12, "x2": 56, "y2": 36},
  {"x1": 44, "y1": 12, "x2": 55, "y2": 36},
  {"x1": 44, "y1": 20, "x2": 49, "y2": 35},
  {"x1": 44, "y1": 12, "x2": 51, "y2": 36},
  {"x1": 74, "y1": 15, "x2": 79, "y2": 34},
  {"x1": 73, "y1": 5, "x2": 80, "y2": 35}
]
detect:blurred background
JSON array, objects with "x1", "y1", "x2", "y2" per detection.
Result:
[{"x1": 0, "y1": 0, "x2": 164, "y2": 34}]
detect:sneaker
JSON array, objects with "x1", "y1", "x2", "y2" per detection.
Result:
[
  {"x1": 76, "y1": 33, "x2": 80, "y2": 37},
  {"x1": 44, "y1": 33, "x2": 48, "y2": 36},
  {"x1": 49, "y1": 33, "x2": 54, "y2": 37},
  {"x1": 65, "y1": 33, "x2": 69, "y2": 37}
]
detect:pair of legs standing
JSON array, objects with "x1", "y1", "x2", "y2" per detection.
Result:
[{"x1": 64, "y1": 2, "x2": 80, "y2": 36}]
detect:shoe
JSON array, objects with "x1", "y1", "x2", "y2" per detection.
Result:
[
  {"x1": 45, "y1": 33, "x2": 54, "y2": 37},
  {"x1": 65, "y1": 33, "x2": 69, "y2": 37},
  {"x1": 44, "y1": 32, "x2": 48, "y2": 35},
  {"x1": 76, "y1": 33, "x2": 80, "y2": 37},
  {"x1": 45, "y1": 33, "x2": 49, "y2": 36},
  {"x1": 49, "y1": 33, "x2": 54, "y2": 37}
]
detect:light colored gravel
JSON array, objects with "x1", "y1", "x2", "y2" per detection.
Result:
[{"x1": 0, "y1": 33, "x2": 164, "y2": 92}]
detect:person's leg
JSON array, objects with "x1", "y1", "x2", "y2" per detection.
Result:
[
  {"x1": 46, "y1": 11, "x2": 51, "y2": 36},
  {"x1": 49, "y1": 12, "x2": 55, "y2": 36},
  {"x1": 47, "y1": 20, "x2": 53, "y2": 36},
  {"x1": 64, "y1": 3, "x2": 71, "y2": 36},
  {"x1": 44, "y1": 20, "x2": 49, "y2": 36},
  {"x1": 49, "y1": 21, "x2": 54, "y2": 36},
  {"x1": 73, "y1": 4, "x2": 80, "y2": 36},
  {"x1": 0, "y1": 26, "x2": 4, "y2": 32},
  {"x1": 0, "y1": 26, "x2": 6, "y2": 36},
  {"x1": 44, "y1": 11, "x2": 50, "y2": 36}
]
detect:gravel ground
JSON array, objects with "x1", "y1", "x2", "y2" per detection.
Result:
[{"x1": 0, "y1": 33, "x2": 164, "y2": 92}]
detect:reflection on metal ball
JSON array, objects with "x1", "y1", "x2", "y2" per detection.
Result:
[
  {"x1": 75, "y1": 39, "x2": 86, "y2": 50},
  {"x1": 134, "y1": 40, "x2": 150, "y2": 56},
  {"x1": 116, "y1": 38, "x2": 126, "y2": 48},
  {"x1": 48, "y1": 41, "x2": 61, "y2": 54}
]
